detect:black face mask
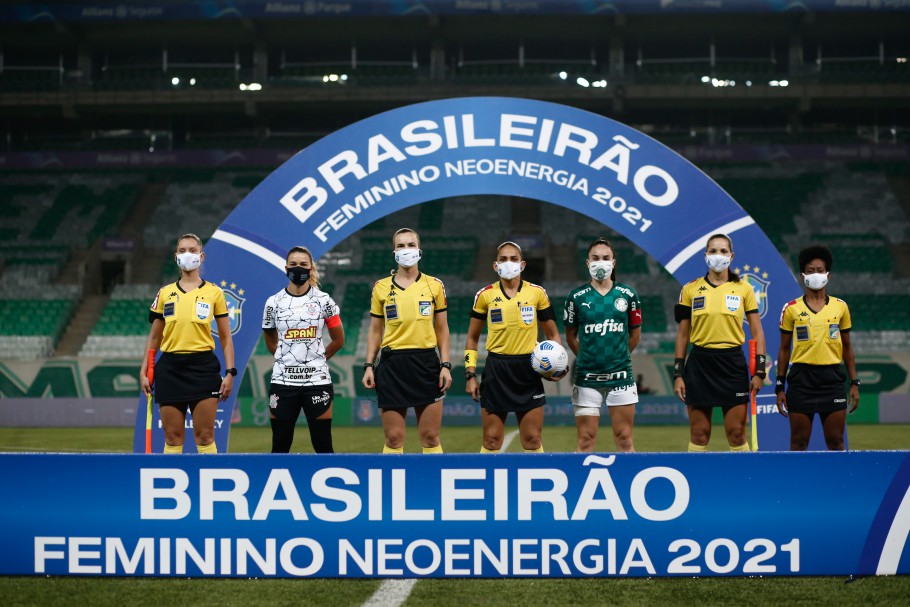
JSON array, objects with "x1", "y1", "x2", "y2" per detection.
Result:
[{"x1": 287, "y1": 266, "x2": 310, "y2": 286}]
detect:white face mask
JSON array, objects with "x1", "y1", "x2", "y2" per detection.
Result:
[
  {"x1": 176, "y1": 252, "x2": 201, "y2": 272},
  {"x1": 588, "y1": 260, "x2": 614, "y2": 281},
  {"x1": 803, "y1": 272, "x2": 829, "y2": 290},
  {"x1": 705, "y1": 254, "x2": 731, "y2": 273},
  {"x1": 496, "y1": 261, "x2": 522, "y2": 280},
  {"x1": 394, "y1": 248, "x2": 421, "y2": 268}
]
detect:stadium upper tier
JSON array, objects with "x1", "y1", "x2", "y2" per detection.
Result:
[{"x1": 1, "y1": 163, "x2": 909, "y2": 360}]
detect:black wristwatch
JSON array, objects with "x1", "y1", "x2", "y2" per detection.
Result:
[
  {"x1": 850, "y1": 379, "x2": 861, "y2": 386},
  {"x1": 440, "y1": 362, "x2": 452, "y2": 370},
  {"x1": 465, "y1": 372, "x2": 476, "y2": 381},
  {"x1": 225, "y1": 368, "x2": 237, "y2": 377},
  {"x1": 363, "y1": 362, "x2": 375, "y2": 370}
]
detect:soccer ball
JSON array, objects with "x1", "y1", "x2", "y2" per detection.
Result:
[{"x1": 530, "y1": 340, "x2": 568, "y2": 380}]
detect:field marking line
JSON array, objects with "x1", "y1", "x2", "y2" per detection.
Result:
[
  {"x1": 361, "y1": 579, "x2": 418, "y2": 607},
  {"x1": 501, "y1": 429, "x2": 520, "y2": 452}
]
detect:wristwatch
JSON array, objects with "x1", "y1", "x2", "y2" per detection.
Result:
[
  {"x1": 850, "y1": 379, "x2": 861, "y2": 386},
  {"x1": 440, "y1": 362, "x2": 452, "y2": 370},
  {"x1": 465, "y1": 372, "x2": 477, "y2": 381},
  {"x1": 225, "y1": 368, "x2": 237, "y2": 377},
  {"x1": 363, "y1": 362, "x2": 375, "y2": 369}
]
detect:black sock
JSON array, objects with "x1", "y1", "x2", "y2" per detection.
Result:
[
  {"x1": 308, "y1": 418, "x2": 334, "y2": 453},
  {"x1": 270, "y1": 419, "x2": 295, "y2": 453}
]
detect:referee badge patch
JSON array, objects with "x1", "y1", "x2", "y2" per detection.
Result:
[
  {"x1": 490, "y1": 308, "x2": 503, "y2": 324},
  {"x1": 195, "y1": 301, "x2": 211, "y2": 320},
  {"x1": 796, "y1": 325, "x2": 810, "y2": 341},
  {"x1": 725, "y1": 295, "x2": 741, "y2": 312},
  {"x1": 163, "y1": 302, "x2": 175, "y2": 317},
  {"x1": 419, "y1": 300, "x2": 432, "y2": 316},
  {"x1": 692, "y1": 296, "x2": 705, "y2": 311},
  {"x1": 385, "y1": 304, "x2": 399, "y2": 320},
  {"x1": 520, "y1": 305, "x2": 535, "y2": 325},
  {"x1": 828, "y1": 324, "x2": 840, "y2": 339}
]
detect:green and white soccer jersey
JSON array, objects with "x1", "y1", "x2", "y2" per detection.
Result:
[{"x1": 563, "y1": 282, "x2": 642, "y2": 389}]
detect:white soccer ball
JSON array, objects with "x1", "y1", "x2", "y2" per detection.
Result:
[{"x1": 530, "y1": 340, "x2": 568, "y2": 380}]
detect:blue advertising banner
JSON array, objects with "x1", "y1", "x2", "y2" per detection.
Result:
[
  {"x1": 2, "y1": 1, "x2": 909, "y2": 23},
  {"x1": 2, "y1": 452, "x2": 908, "y2": 577},
  {"x1": 132, "y1": 97, "x2": 810, "y2": 453}
]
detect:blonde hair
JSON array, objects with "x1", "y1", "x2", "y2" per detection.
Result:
[
  {"x1": 176, "y1": 233, "x2": 203, "y2": 250},
  {"x1": 286, "y1": 246, "x2": 321, "y2": 288},
  {"x1": 392, "y1": 227, "x2": 420, "y2": 247},
  {"x1": 496, "y1": 240, "x2": 522, "y2": 257}
]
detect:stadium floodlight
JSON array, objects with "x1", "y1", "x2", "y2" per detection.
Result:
[
  {"x1": 576, "y1": 77, "x2": 590, "y2": 87},
  {"x1": 746, "y1": 80, "x2": 752, "y2": 86},
  {"x1": 559, "y1": 71, "x2": 568, "y2": 80},
  {"x1": 171, "y1": 77, "x2": 179, "y2": 85},
  {"x1": 189, "y1": 78, "x2": 196, "y2": 86},
  {"x1": 701, "y1": 76, "x2": 710, "y2": 83},
  {"x1": 340, "y1": 74, "x2": 348, "y2": 81},
  {"x1": 239, "y1": 83, "x2": 248, "y2": 90},
  {"x1": 329, "y1": 74, "x2": 339, "y2": 82},
  {"x1": 779, "y1": 80, "x2": 789, "y2": 87},
  {"x1": 592, "y1": 80, "x2": 607, "y2": 88},
  {"x1": 248, "y1": 83, "x2": 262, "y2": 91}
]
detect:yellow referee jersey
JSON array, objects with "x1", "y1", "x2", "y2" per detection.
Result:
[
  {"x1": 779, "y1": 295, "x2": 852, "y2": 365},
  {"x1": 677, "y1": 275, "x2": 758, "y2": 349},
  {"x1": 370, "y1": 272, "x2": 447, "y2": 349},
  {"x1": 471, "y1": 280, "x2": 554, "y2": 355},
  {"x1": 150, "y1": 281, "x2": 229, "y2": 353}
]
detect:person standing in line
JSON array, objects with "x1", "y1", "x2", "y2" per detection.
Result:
[
  {"x1": 564, "y1": 238, "x2": 642, "y2": 453},
  {"x1": 673, "y1": 233, "x2": 766, "y2": 452},
  {"x1": 465, "y1": 241, "x2": 565, "y2": 454},
  {"x1": 776, "y1": 245, "x2": 859, "y2": 450},
  {"x1": 140, "y1": 233, "x2": 235, "y2": 454},
  {"x1": 361, "y1": 228, "x2": 452, "y2": 453},
  {"x1": 262, "y1": 246, "x2": 344, "y2": 453}
]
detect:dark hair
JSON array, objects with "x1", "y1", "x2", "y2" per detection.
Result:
[
  {"x1": 706, "y1": 233, "x2": 740, "y2": 282},
  {"x1": 587, "y1": 237, "x2": 618, "y2": 283},
  {"x1": 798, "y1": 245, "x2": 833, "y2": 273}
]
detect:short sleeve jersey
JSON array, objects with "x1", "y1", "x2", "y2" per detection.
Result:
[
  {"x1": 149, "y1": 280, "x2": 229, "y2": 353},
  {"x1": 564, "y1": 282, "x2": 642, "y2": 388},
  {"x1": 370, "y1": 273, "x2": 447, "y2": 350},
  {"x1": 779, "y1": 295, "x2": 852, "y2": 365},
  {"x1": 262, "y1": 286, "x2": 341, "y2": 386},
  {"x1": 676, "y1": 275, "x2": 758, "y2": 349},
  {"x1": 471, "y1": 280, "x2": 554, "y2": 356}
]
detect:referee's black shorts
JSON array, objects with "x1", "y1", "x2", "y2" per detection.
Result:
[
  {"x1": 375, "y1": 348, "x2": 444, "y2": 409},
  {"x1": 480, "y1": 352, "x2": 546, "y2": 415},
  {"x1": 684, "y1": 345, "x2": 750, "y2": 409},
  {"x1": 154, "y1": 350, "x2": 222, "y2": 405},
  {"x1": 786, "y1": 362, "x2": 848, "y2": 415}
]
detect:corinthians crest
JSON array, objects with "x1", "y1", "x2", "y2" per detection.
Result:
[
  {"x1": 211, "y1": 280, "x2": 246, "y2": 335},
  {"x1": 735, "y1": 264, "x2": 770, "y2": 319}
]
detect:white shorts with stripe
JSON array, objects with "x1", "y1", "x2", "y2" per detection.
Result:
[{"x1": 572, "y1": 384, "x2": 638, "y2": 417}]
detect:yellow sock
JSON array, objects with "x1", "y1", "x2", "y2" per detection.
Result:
[
  {"x1": 422, "y1": 444, "x2": 443, "y2": 454},
  {"x1": 688, "y1": 441, "x2": 709, "y2": 452},
  {"x1": 730, "y1": 442, "x2": 751, "y2": 452},
  {"x1": 383, "y1": 445, "x2": 404, "y2": 454},
  {"x1": 480, "y1": 446, "x2": 500, "y2": 454},
  {"x1": 163, "y1": 443, "x2": 183, "y2": 455},
  {"x1": 196, "y1": 441, "x2": 218, "y2": 454},
  {"x1": 524, "y1": 446, "x2": 544, "y2": 453}
]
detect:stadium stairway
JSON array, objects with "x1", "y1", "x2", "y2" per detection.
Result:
[{"x1": 54, "y1": 294, "x2": 109, "y2": 356}]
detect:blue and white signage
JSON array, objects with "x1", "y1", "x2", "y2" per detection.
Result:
[
  {"x1": 2, "y1": 453, "x2": 908, "y2": 577},
  {"x1": 134, "y1": 97, "x2": 809, "y2": 453}
]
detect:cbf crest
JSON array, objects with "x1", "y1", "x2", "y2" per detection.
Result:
[
  {"x1": 736, "y1": 264, "x2": 771, "y2": 318},
  {"x1": 212, "y1": 281, "x2": 245, "y2": 336}
]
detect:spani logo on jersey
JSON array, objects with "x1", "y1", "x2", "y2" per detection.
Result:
[
  {"x1": 736, "y1": 264, "x2": 771, "y2": 319},
  {"x1": 213, "y1": 280, "x2": 245, "y2": 336}
]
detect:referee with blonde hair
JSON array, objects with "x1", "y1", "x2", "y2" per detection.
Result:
[{"x1": 140, "y1": 233, "x2": 235, "y2": 454}]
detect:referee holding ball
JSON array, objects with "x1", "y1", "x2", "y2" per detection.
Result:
[
  {"x1": 140, "y1": 233, "x2": 235, "y2": 454},
  {"x1": 361, "y1": 228, "x2": 452, "y2": 454},
  {"x1": 465, "y1": 241, "x2": 565, "y2": 454},
  {"x1": 673, "y1": 233, "x2": 765, "y2": 452}
]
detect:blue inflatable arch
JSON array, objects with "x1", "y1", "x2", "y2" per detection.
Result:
[{"x1": 134, "y1": 97, "x2": 809, "y2": 453}]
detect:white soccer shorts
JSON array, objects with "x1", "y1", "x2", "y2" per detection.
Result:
[{"x1": 572, "y1": 384, "x2": 638, "y2": 417}]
